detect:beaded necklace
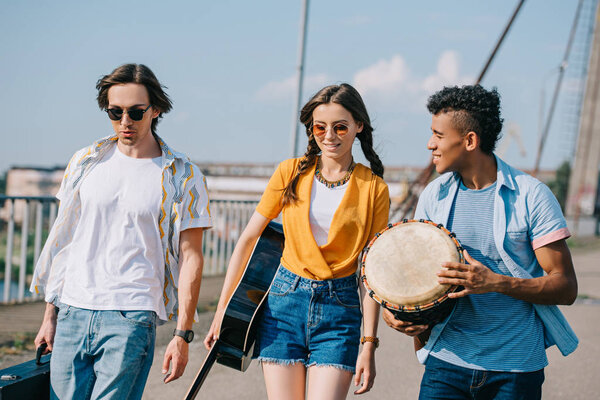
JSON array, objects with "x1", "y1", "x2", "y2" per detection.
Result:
[{"x1": 314, "y1": 157, "x2": 356, "y2": 189}]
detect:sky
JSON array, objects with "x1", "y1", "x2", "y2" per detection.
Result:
[{"x1": 0, "y1": 0, "x2": 593, "y2": 174}]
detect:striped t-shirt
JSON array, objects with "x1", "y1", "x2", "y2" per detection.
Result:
[{"x1": 430, "y1": 180, "x2": 548, "y2": 372}]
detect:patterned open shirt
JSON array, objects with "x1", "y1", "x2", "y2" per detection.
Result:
[{"x1": 30, "y1": 134, "x2": 212, "y2": 321}]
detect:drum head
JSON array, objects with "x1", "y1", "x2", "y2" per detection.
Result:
[{"x1": 363, "y1": 221, "x2": 461, "y2": 307}]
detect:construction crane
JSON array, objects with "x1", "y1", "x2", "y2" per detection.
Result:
[
  {"x1": 390, "y1": 0, "x2": 526, "y2": 222},
  {"x1": 497, "y1": 122, "x2": 527, "y2": 159}
]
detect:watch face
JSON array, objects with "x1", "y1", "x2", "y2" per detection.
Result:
[
  {"x1": 185, "y1": 330, "x2": 194, "y2": 342},
  {"x1": 174, "y1": 329, "x2": 194, "y2": 343}
]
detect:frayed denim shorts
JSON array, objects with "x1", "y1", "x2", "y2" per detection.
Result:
[{"x1": 255, "y1": 265, "x2": 362, "y2": 372}]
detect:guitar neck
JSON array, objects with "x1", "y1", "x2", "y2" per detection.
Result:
[{"x1": 184, "y1": 343, "x2": 220, "y2": 400}]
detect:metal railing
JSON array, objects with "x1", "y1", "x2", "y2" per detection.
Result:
[
  {"x1": 202, "y1": 200, "x2": 259, "y2": 275},
  {"x1": 0, "y1": 196, "x2": 258, "y2": 304},
  {"x1": 0, "y1": 196, "x2": 57, "y2": 303}
]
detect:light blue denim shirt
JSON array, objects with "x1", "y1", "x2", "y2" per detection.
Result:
[{"x1": 414, "y1": 155, "x2": 578, "y2": 363}]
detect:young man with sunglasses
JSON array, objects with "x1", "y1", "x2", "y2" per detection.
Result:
[
  {"x1": 31, "y1": 64, "x2": 212, "y2": 399},
  {"x1": 384, "y1": 85, "x2": 578, "y2": 399}
]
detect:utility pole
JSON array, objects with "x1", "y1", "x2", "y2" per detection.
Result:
[
  {"x1": 533, "y1": 0, "x2": 584, "y2": 175},
  {"x1": 289, "y1": 0, "x2": 310, "y2": 158},
  {"x1": 390, "y1": 0, "x2": 527, "y2": 221}
]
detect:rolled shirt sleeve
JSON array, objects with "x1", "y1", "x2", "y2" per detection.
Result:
[
  {"x1": 529, "y1": 182, "x2": 571, "y2": 250},
  {"x1": 180, "y1": 166, "x2": 212, "y2": 231}
]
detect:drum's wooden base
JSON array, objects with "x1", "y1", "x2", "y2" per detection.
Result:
[{"x1": 388, "y1": 294, "x2": 458, "y2": 325}]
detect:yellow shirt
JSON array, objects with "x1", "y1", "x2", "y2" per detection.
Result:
[{"x1": 256, "y1": 158, "x2": 390, "y2": 280}]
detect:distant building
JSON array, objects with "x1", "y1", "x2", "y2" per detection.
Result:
[
  {"x1": 0, "y1": 162, "x2": 559, "y2": 223},
  {"x1": 197, "y1": 162, "x2": 275, "y2": 201},
  {"x1": 195, "y1": 162, "x2": 425, "y2": 203},
  {"x1": 1, "y1": 166, "x2": 64, "y2": 223}
]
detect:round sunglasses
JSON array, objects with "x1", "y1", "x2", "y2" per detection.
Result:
[
  {"x1": 106, "y1": 105, "x2": 152, "y2": 121},
  {"x1": 310, "y1": 122, "x2": 350, "y2": 138}
]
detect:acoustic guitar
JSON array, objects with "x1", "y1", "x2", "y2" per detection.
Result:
[{"x1": 184, "y1": 221, "x2": 284, "y2": 399}]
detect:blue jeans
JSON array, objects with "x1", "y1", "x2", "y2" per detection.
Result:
[
  {"x1": 50, "y1": 305, "x2": 156, "y2": 400},
  {"x1": 419, "y1": 356, "x2": 544, "y2": 400},
  {"x1": 255, "y1": 266, "x2": 362, "y2": 372}
]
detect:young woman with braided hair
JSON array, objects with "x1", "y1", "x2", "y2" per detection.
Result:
[{"x1": 204, "y1": 83, "x2": 389, "y2": 399}]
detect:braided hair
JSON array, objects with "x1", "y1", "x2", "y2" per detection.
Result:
[{"x1": 282, "y1": 83, "x2": 384, "y2": 206}]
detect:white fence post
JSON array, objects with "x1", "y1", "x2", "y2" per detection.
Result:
[
  {"x1": 3, "y1": 199, "x2": 15, "y2": 303},
  {"x1": 34, "y1": 201, "x2": 43, "y2": 265},
  {"x1": 18, "y1": 200, "x2": 30, "y2": 302}
]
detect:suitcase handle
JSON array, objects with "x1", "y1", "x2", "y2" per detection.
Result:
[{"x1": 35, "y1": 343, "x2": 50, "y2": 366}]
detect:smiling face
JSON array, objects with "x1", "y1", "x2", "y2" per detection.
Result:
[
  {"x1": 311, "y1": 102, "x2": 363, "y2": 164},
  {"x1": 107, "y1": 83, "x2": 159, "y2": 148},
  {"x1": 428, "y1": 112, "x2": 469, "y2": 174}
]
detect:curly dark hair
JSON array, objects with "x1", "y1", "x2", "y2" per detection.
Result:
[{"x1": 426, "y1": 85, "x2": 503, "y2": 154}]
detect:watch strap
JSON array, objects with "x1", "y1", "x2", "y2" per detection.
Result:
[{"x1": 173, "y1": 329, "x2": 194, "y2": 343}]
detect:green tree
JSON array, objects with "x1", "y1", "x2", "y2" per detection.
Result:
[
  {"x1": 0, "y1": 171, "x2": 5, "y2": 194},
  {"x1": 547, "y1": 161, "x2": 571, "y2": 212}
]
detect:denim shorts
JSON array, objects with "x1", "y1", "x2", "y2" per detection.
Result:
[{"x1": 255, "y1": 265, "x2": 362, "y2": 372}]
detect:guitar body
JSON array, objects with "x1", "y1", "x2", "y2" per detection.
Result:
[
  {"x1": 217, "y1": 221, "x2": 284, "y2": 371},
  {"x1": 185, "y1": 221, "x2": 284, "y2": 399}
]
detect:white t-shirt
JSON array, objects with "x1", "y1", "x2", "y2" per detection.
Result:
[
  {"x1": 309, "y1": 177, "x2": 348, "y2": 246},
  {"x1": 61, "y1": 145, "x2": 167, "y2": 319}
]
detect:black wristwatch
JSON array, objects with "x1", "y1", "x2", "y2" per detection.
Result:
[{"x1": 173, "y1": 329, "x2": 194, "y2": 343}]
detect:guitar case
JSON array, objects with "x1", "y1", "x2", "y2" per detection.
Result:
[{"x1": 0, "y1": 352, "x2": 50, "y2": 400}]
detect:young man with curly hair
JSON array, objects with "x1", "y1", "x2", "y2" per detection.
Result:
[{"x1": 384, "y1": 85, "x2": 578, "y2": 399}]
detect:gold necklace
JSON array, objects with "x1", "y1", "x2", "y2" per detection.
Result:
[{"x1": 315, "y1": 157, "x2": 356, "y2": 188}]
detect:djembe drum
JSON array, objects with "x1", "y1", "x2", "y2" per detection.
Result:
[{"x1": 360, "y1": 219, "x2": 464, "y2": 325}]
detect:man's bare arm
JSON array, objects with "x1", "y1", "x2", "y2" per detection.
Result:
[{"x1": 162, "y1": 227, "x2": 205, "y2": 383}]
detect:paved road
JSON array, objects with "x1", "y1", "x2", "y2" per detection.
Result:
[
  {"x1": 143, "y1": 244, "x2": 600, "y2": 399},
  {"x1": 1, "y1": 244, "x2": 599, "y2": 399},
  {"x1": 142, "y1": 303, "x2": 599, "y2": 400}
]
